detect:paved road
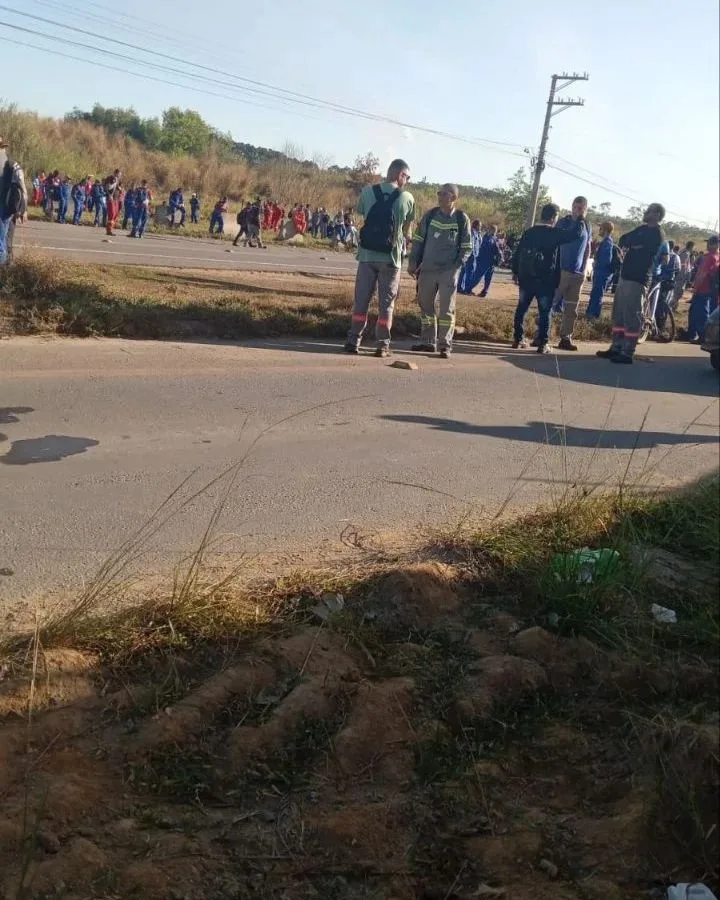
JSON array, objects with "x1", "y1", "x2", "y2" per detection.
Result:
[
  {"x1": 15, "y1": 218, "x2": 359, "y2": 274},
  {"x1": 1, "y1": 336, "x2": 717, "y2": 611}
]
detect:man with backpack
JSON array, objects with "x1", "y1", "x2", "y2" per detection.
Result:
[
  {"x1": 407, "y1": 184, "x2": 472, "y2": 359},
  {"x1": 129, "y1": 181, "x2": 152, "y2": 239},
  {"x1": 511, "y1": 203, "x2": 586, "y2": 354},
  {"x1": 344, "y1": 159, "x2": 415, "y2": 357},
  {"x1": 233, "y1": 202, "x2": 251, "y2": 247},
  {"x1": 0, "y1": 136, "x2": 28, "y2": 266}
]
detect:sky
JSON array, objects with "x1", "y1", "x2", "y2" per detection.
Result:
[{"x1": 2, "y1": 0, "x2": 719, "y2": 227}]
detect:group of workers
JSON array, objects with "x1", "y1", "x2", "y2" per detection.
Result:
[{"x1": 343, "y1": 159, "x2": 719, "y2": 364}]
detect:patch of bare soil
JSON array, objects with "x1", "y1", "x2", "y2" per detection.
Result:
[{"x1": 1, "y1": 564, "x2": 717, "y2": 900}]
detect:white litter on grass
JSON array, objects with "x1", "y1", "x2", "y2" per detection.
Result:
[
  {"x1": 651, "y1": 603, "x2": 677, "y2": 624},
  {"x1": 667, "y1": 885, "x2": 718, "y2": 900}
]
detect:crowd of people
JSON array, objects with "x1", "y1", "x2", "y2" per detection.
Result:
[
  {"x1": 27, "y1": 169, "x2": 363, "y2": 249},
  {"x1": 344, "y1": 158, "x2": 719, "y2": 364}
]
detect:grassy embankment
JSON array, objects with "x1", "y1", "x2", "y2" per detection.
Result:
[
  {"x1": 2, "y1": 252, "x2": 619, "y2": 344},
  {"x1": 0, "y1": 469, "x2": 717, "y2": 899}
]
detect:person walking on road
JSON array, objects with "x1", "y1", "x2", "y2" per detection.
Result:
[
  {"x1": 554, "y1": 196, "x2": 592, "y2": 350},
  {"x1": 596, "y1": 202, "x2": 666, "y2": 364},
  {"x1": 475, "y1": 224, "x2": 502, "y2": 298},
  {"x1": 103, "y1": 169, "x2": 122, "y2": 236},
  {"x1": 71, "y1": 179, "x2": 87, "y2": 226},
  {"x1": 0, "y1": 135, "x2": 28, "y2": 266},
  {"x1": 684, "y1": 235, "x2": 719, "y2": 343},
  {"x1": 129, "y1": 180, "x2": 151, "y2": 239},
  {"x1": 407, "y1": 184, "x2": 472, "y2": 358},
  {"x1": 458, "y1": 219, "x2": 482, "y2": 295},
  {"x1": 586, "y1": 221, "x2": 614, "y2": 319},
  {"x1": 511, "y1": 203, "x2": 585, "y2": 354},
  {"x1": 344, "y1": 159, "x2": 415, "y2": 358},
  {"x1": 673, "y1": 240, "x2": 695, "y2": 308}
]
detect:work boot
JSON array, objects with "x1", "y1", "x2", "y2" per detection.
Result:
[
  {"x1": 512, "y1": 339, "x2": 529, "y2": 349},
  {"x1": 344, "y1": 343, "x2": 359, "y2": 355},
  {"x1": 610, "y1": 353, "x2": 633, "y2": 365},
  {"x1": 479, "y1": 290, "x2": 488, "y2": 298},
  {"x1": 530, "y1": 337, "x2": 541, "y2": 347},
  {"x1": 596, "y1": 347, "x2": 619, "y2": 359},
  {"x1": 411, "y1": 343, "x2": 436, "y2": 353},
  {"x1": 374, "y1": 346, "x2": 391, "y2": 358},
  {"x1": 557, "y1": 337, "x2": 578, "y2": 351},
  {"x1": 537, "y1": 344, "x2": 552, "y2": 354},
  {"x1": 439, "y1": 348, "x2": 451, "y2": 359}
]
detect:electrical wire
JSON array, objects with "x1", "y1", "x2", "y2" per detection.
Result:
[{"x1": 0, "y1": 3, "x2": 528, "y2": 156}]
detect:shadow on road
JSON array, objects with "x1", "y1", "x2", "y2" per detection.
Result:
[
  {"x1": 380, "y1": 415, "x2": 720, "y2": 451},
  {"x1": 0, "y1": 435, "x2": 99, "y2": 465},
  {"x1": 498, "y1": 350, "x2": 720, "y2": 397}
]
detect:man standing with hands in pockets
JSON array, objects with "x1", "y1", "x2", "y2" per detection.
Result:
[{"x1": 407, "y1": 184, "x2": 472, "y2": 359}]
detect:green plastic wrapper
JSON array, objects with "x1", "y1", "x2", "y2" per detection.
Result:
[{"x1": 550, "y1": 548, "x2": 620, "y2": 584}]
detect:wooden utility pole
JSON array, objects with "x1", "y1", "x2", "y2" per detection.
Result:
[{"x1": 525, "y1": 72, "x2": 589, "y2": 229}]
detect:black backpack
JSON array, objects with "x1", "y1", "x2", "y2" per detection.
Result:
[
  {"x1": 359, "y1": 185, "x2": 400, "y2": 253},
  {"x1": 2, "y1": 159, "x2": 27, "y2": 218},
  {"x1": 516, "y1": 242, "x2": 550, "y2": 282}
]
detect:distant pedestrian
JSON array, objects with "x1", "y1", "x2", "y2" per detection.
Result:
[
  {"x1": 673, "y1": 240, "x2": 695, "y2": 307},
  {"x1": 586, "y1": 221, "x2": 614, "y2": 319},
  {"x1": 130, "y1": 180, "x2": 151, "y2": 238},
  {"x1": 209, "y1": 196, "x2": 227, "y2": 234},
  {"x1": 685, "y1": 235, "x2": 719, "y2": 342},
  {"x1": 510, "y1": 203, "x2": 585, "y2": 354},
  {"x1": 72, "y1": 179, "x2": 87, "y2": 225},
  {"x1": 458, "y1": 219, "x2": 482, "y2": 295},
  {"x1": 0, "y1": 135, "x2": 28, "y2": 265},
  {"x1": 233, "y1": 202, "x2": 251, "y2": 246},
  {"x1": 407, "y1": 184, "x2": 472, "y2": 358},
  {"x1": 246, "y1": 200, "x2": 265, "y2": 248},
  {"x1": 344, "y1": 159, "x2": 415, "y2": 357},
  {"x1": 168, "y1": 187, "x2": 186, "y2": 226},
  {"x1": 596, "y1": 202, "x2": 666, "y2": 364},
  {"x1": 190, "y1": 193, "x2": 200, "y2": 224},
  {"x1": 475, "y1": 225, "x2": 502, "y2": 298},
  {"x1": 554, "y1": 195, "x2": 592, "y2": 350},
  {"x1": 122, "y1": 185, "x2": 135, "y2": 230},
  {"x1": 103, "y1": 169, "x2": 122, "y2": 236}
]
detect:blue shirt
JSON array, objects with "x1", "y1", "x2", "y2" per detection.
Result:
[
  {"x1": 595, "y1": 235, "x2": 614, "y2": 271},
  {"x1": 477, "y1": 233, "x2": 499, "y2": 265},
  {"x1": 557, "y1": 215, "x2": 591, "y2": 274}
]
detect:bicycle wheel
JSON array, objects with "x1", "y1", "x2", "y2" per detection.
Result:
[
  {"x1": 636, "y1": 314, "x2": 651, "y2": 344},
  {"x1": 658, "y1": 307, "x2": 676, "y2": 343}
]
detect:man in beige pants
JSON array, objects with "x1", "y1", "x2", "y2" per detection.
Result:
[
  {"x1": 553, "y1": 196, "x2": 591, "y2": 351},
  {"x1": 407, "y1": 184, "x2": 472, "y2": 359}
]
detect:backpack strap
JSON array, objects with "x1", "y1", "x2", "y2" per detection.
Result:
[{"x1": 372, "y1": 184, "x2": 384, "y2": 205}]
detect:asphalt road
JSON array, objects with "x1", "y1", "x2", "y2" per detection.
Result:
[
  {"x1": 1, "y1": 336, "x2": 718, "y2": 611},
  {"x1": 15, "y1": 218, "x2": 359, "y2": 274}
]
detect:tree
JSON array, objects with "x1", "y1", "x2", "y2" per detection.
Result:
[
  {"x1": 347, "y1": 152, "x2": 379, "y2": 195},
  {"x1": 598, "y1": 201, "x2": 612, "y2": 216},
  {"x1": 498, "y1": 168, "x2": 550, "y2": 235},
  {"x1": 159, "y1": 108, "x2": 214, "y2": 156},
  {"x1": 627, "y1": 205, "x2": 644, "y2": 223}
]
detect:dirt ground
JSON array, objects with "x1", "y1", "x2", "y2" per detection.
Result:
[{"x1": 1, "y1": 555, "x2": 717, "y2": 900}]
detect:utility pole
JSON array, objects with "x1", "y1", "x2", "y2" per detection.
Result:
[{"x1": 525, "y1": 72, "x2": 589, "y2": 229}]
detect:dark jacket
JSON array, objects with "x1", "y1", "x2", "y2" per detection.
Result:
[{"x1": 512, "y1": 220, "x2": 585, "y2": 294}]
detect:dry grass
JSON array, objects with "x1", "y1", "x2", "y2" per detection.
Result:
[{"x1": 0, "y1": 252, "x2": 617, "y2": 344}]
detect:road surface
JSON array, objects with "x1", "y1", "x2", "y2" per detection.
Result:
[
  {"x1": 15, "y1": 218, "x2": 358, "y2": 274},
  {"x1": 1, "y1": 336, "x2": 717, "y2": 612}
]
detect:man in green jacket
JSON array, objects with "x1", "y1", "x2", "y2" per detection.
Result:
[
  {"x1": 407, "y1": 184, "x2": 472, "y2": 358},
  {"x1": 344, "y1": 159, "x2": 415, "y2": 358}
]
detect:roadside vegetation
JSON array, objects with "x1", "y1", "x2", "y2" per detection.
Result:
[
  {"x1": 0, "y1": 468, "x2": 717, "y2": 899},
  {"x1": 0, "y1": 253, "x2": 618, "y2": 344}
]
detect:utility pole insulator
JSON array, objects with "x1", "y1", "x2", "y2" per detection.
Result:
[{"x1": 524, "y1": 72, "x2": 589, "y2": 229}]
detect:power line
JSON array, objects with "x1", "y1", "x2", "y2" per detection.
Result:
[
  {"x1": 545, "y1": 162, "x2": 711, "y2": 227},
  {"x1": 0, "y1": 3, "x2": 528, "y2": 156}
]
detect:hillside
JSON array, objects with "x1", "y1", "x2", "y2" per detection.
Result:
[{"x1": 1, "y1": 101, "x2": 711, "y2": 242}]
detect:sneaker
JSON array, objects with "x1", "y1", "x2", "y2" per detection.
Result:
[
  {"x1": 610, "y1": 353, "x2": 633, "y2": 365},
  {"x1": 375, "y1": 346, "x2": 391, "y2": 358},
  {"x1": 557, "y1": 338, "x2": 578, "y2": 351},
  {"x1": 439, "y1": 348, "x2": 451, "y2": 359},
  {"x1": 537, "y1": 344, "x2": 552, "y2": 354},
  {"x1": 596, "y1": 348, "x2": 619, "y2": 359},
  {"x1": 512, "y1": 339, "x2": 529, "y2": 349},
  {"x1": 344, "y1": 343, "x2": 359, "y2": 355},
  {"x1": 411, "y1": 343, "x2": 436, "y2": 353}
]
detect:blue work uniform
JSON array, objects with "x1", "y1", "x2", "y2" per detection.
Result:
[
  {"x1": 587, "y1": 235, "x2": 614, "y2": 318},
  {"x1": 71, "y1": 183, "x2": 86, "y2": 225},
  {"x1": 131, "y1": 187, "x2": 150, "y2": 238},
  {"x1": 57, "y1": 182, "x2": 71, "y2": 224},
  {"x1": 190, "y1": 196, "x2": 200, "y2": 223},
  {"x1": 458, "y1": 227, "x2": 482, "y2": 294},
  {"x1": 122, "y1": 190, "x2": 135, "y2": 230}
]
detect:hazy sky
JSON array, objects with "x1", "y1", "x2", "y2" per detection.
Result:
[{"x1": 3, "y1": 0, "x2": 719, "y2": 226}]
